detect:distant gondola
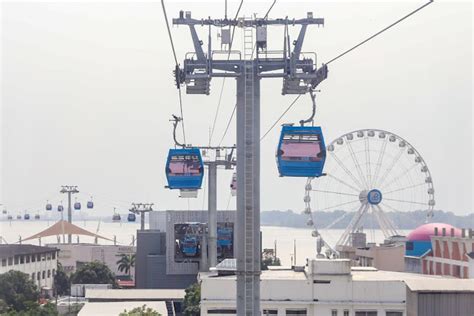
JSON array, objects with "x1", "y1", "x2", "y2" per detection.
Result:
[
  {"x1": 7, "y1": 215, "x2": 13, "y2": 220},
  {"x1": 112, "y1": 214, "x2": 121, "y2": 222},
  {"x1": 45, "y1": 202, "x2": 52, "y2": 211},
  {"x1": 16, "y1": 215, "x2": 21, "y2": 220},
  {"x1": 74, "y1": 202, "x2": 81, "y2": 210},
  {"x1": 58, "y1": 205, "x2": 64, "y2": 212},
  {"x1": 276, "y1": 125, "x2": 326, "y2": 177},
  {"x1": 165, "y1": 148, "x2": 204, "y2": 190},
  {"x1": 2, "y1": 210, "x2": 7, "y2": 215},
  {"x1": 127, "y1": 213, "x2": 136, "y2": 222},
  {"x1": 24, "y1": 214, "x2": 30, "y2": 220},
  {"x1": 87, "y1": 198, "x2": 94, "y2": 209},
  {"x1": 34, "y1": 214, "x2": 40, "y2": 220}
]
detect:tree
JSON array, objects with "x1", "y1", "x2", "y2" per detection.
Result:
[
  {"x1": 116, "y1": 254, "x2": 135, "y2": 279},
  {"x1": 1, "y1": 302, "x2": 59, "y2": 316},
  {"x1": 0, "y1": 270, "x2": 39, "y2": 312},
  {"x1": 54, "y1": 263, "x2": 70, "y2": 296},
  {"x1": 119, "y1": 305, "x2": 161, "y2": 316},
  {"x1": 70, "y1": 261, "x2": 117, "y2": 288},
  {"x1": 183, "y1": 283, "x2": 200, "y2": 316}
]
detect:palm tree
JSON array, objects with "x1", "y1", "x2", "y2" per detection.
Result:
[{"x1": 116, "y1": 254, "x2": 135, "y2": 279}]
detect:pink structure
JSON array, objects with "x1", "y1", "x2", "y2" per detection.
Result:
[{"x1": 407, "y1": 223, "x2": 462, "y2": 241}]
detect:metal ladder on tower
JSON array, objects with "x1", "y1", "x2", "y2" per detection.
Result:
[{"x1": 243, "y1": 25, "x2": 256, "y2": 314}]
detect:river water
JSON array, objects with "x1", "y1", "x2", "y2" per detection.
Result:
[{"x1": 0, "y1": 220, "x2": 410, "y2": 266}]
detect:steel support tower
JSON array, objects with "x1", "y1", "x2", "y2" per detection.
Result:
[
  {"x1": 129, "y1": 203, "x2": 154, "y2": 230},
  {"x1": 173, "y1": 11, "x2": 328, "y2": 315},
  {"x1": 60, "y1": 185, "x2": 79, "y2": 243}
]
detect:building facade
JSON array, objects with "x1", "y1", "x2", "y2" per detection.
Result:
[
  {"x1": 47, "y1": 243, "x2": 135, "y2": 277},
  {"x1": 199, "y1": 259, "x2": 449, "y2": 316},
  {"x1": 0, "y1": 244, "x2": 58, "y2": 290}
]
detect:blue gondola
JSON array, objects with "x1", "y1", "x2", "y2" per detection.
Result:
[
  {"x1": 276, "y1": 125, "x2": 326, "y2": 177},
  {"x1": 58, "y1": 205, "x2": 64, "y2": 212},
  {"x1": 217, "y1": 227, "x2": 233, "y2": 247},
  {"x1": 127, "y1": 213, "x2": 136, "y2": 222},
  {"x1": 181, "y1": 236, "x2": 198, "y2": 256},
  {"x1": 46, "y1": 202, "x2": 52, "y2": 211},
  {"x1": 165, "y1": 148, "x2": 204, "y2": 190},
  {"x1": 87, "y1": 197, "x2": 94, "y2": 209},
  {"x1": 24, "y1": 214, "x2": 30, "y2": 220},
  {"x1": 74, "y1": 202, "x2": 81, "y2": 210}
]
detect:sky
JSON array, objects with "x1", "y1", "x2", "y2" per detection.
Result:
[{"x1": 1, "y1": 1, "x2": 472, "y2": 217}]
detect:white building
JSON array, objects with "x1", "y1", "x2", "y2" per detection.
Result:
[
  {"x1": 47, "y1": 243, "x2": 135, "y2": 276},
  {"x1": 199, "y1": 259, "x2": 453, "y2": 316},
  {"x1": 0, "y1": 244, "x2": 58, "y2": 290}
]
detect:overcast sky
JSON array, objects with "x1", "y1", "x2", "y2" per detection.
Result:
[{"x1": 1, "y1": 1, "x2": 472, "y2": 217}]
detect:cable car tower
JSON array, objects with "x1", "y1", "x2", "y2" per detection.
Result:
[{"x1": 172, "y1": 11, "x2": 328, "y2": 315}]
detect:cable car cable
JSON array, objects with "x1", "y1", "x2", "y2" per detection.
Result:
[
  {"x1": 326, "y1": 0, "x2": 434, "y2": 65},
  {"x1": 260, "y1": 94, "x2": 302, "y2": 141},
  {"x1": 161, "y1": 0, "x2": 186, "y2": 144},
  {"x1": 264, "y1": 0, "x2": 277, "y2": 19}
]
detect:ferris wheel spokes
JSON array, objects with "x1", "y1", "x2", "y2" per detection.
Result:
[
  {"x1": 345, "y1": 138, "x2": 370, "y2": 189},
  {"x1": 330, "y1": 151, "x2": 366, "y2": 190},
  {"x1": 335, "y1": 202, "x2": 370, "y2": 247}
]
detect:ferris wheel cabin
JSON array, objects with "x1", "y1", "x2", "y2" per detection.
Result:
[
  {"x1": 165, "y1": 148, "x2": 204, "y2": 192},
  {"x1": 276, "y1": 125, "x2": 326, "y2": 177}
]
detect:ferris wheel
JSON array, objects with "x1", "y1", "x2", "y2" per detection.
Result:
[{"x1": 304, "y1": 129, "x2": 435, "y2": 254}]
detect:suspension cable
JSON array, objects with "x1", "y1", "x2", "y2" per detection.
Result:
[
  {"x1": 209, "y1": 0, "x2": 244, "y2": 146},
  {"x1": 326, "y1": 0, "x2": 434, "y2": 65},
  {"x1": 264, "y1": 0, "x2": 277, "y2": 19},
  {"x1": 260, "y1": 94, "x2": 302, "y2": 141},
  {"x1": 161, "y1": 0, "x2": 186, "y2": 144},
  {"x1": 218, "y1": 103, "x2": 237, "y2": 146}
]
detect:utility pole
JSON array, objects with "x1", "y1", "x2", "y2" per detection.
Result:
[
  {"x1": 129, "y1": 203, "x2": 154, "y2": 230},
  {"x1": 173, "y1": 11, "x2": 327, "y2": 315},
  {"x1": 60, "y1": 185, "x2": 79, "y2": 243}
]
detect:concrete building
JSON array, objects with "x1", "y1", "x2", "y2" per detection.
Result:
[
  {"x1": 404, "y1": 223, "x2": 474, "y2": 278},
  {"x1": 356, "y1": 243, "x2": 405, "y2": 272},
  {"x1": 405, "y1": 279, "x2": 474, "y2": 316},
  {"x1": 199, "y1": 258, "x2": 458, "y2": 316},
  {"x1": 0, "y1": 244, "x2": 58, "y2": 291},
  {"x1": 135, "y1": 210, "x2": 235, "y2": 289},
  {"x1": 47, "y1": 243, "x2": 135, "y2": 277}
]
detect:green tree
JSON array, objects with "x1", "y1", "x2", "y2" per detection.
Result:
[
  {"x1": 70, "y1": 261, "x2": 117, "y2": 288},
  {"x1": 183, "y1": 283, "x2": 200, "y2": 316},
  {"x1": 54, "y1": 263, "x2": 70, "y2": 296},
  {"x1": 119, "y1": 305, "x2": 161, "y2": 316},
  {"x1": 116, "y1": 254, "x2": 136, "y2": 279},
  {"x1": 2, "y1": 302, "x2": 59, "y2": 316},
  {"x1": 0, "y1": 270, "x2": 39, "y2": 312}
]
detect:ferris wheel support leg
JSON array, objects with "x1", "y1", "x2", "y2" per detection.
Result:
[
  {"x1": 374, "y1": 204, "x2": 399, "y2": 237},
  {"x1": 336, "y1": 203, "x2": 368, "y2": 247}
]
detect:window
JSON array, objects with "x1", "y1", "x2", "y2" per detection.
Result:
[
  {"x1": 47, "y1": 270, "x2": 51, "y2": 278},
  {"x1": 47, "y1": 254, "x2": 51, "y2": 260},
  {"x1": 42, "y1": 271, "x2": 46, "y2": 279},
  {"x1": 263, "y1": 310, "x2": 278, "y2": 315},
  {"x1": 14, "y1": 256, "x2": 19, "y2": 265},
  {"x1": 20, "y1": 255, "x2": 24, "y2": 264},
  {"x1": 1, "y1": 259, "x2": 6, "y2": 267},
  {"x1": 207, "y1": 309, "x2": 236, "y2": 314},
  {"x1": 332, "y1": 310, "x2": 338, "y2": 316},
  {"x1": 344, "y1": 311, "x2": 350, "y2": 316},
  {"x1": 386, "y1": 312, "x2": 403, "y2": 316},
  {"x1": 26, "y1": 255, "x2": 30, "y2": 263},
  {"x1": 406, "y1": 241, "x2": 414, "y2": 251},
  {"x1": 31, "y1": 273, "x2": 35, "y2": 281},
  {"x1": 314, "y1": 280, "x2": 331, "y2": 284},
  {"x1": 286, "y1": 309, "x2": 307, "y2": 315},
  {"x1": 32, "y1": 255, "x2": 36, "y2": 262},
  {"x1": 52, "y1": 252, "x2": 56, "y2": 259},
  {"x1": 52, "y1": 269, "x2": 56, "y2": 276},
  {"x1": 355, "y1": 312, "x2": 377, "y2": 316},
  {"x1": 37, "y1": 272, "x2": 40, "y2": 280},
  {"x1": 36, "y1": 254, "x2": 40, "y2": 261},
  {"x1": 8, "y1": 257, "x2": 13, "y2": 266}
]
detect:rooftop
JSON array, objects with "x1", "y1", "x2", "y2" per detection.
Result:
[
  {"x1": 78, "y1": 301, "x2": 168, "y2": 316},
  {"x1": 85, "y1": 289, "x2": 185, "y2": 301},
  {"x1": 405, "y1": 279, "x2": 474, "y2": 292},
  {"x1": 0, "y1": 244, "x2": 58, "y2": 258}
]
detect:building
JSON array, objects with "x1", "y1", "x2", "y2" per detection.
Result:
[
  {"x1": 404, "y1": 223, "x2": 474, "y2": 278},
  {"x1": 47, "y1": 243, "x2": 136, "y2": 277},
  {"x1": 199, "y1": 258, "x2": 463, "y2": 316},
  {"x1": 78, "y1": 289, "x2": 185, "y2": 316},
  {"x1": 135, "y1": 210, "x2": 235, "y2": 289},
  {"x1": 405, "y1": 279, "x2": 474, "y2": 316},
  {"x1": 356, "y1": 242, "x2": 405, "y2": 272},
  {"x1": 0, "y1": 244, "x2": 58, "y2": 291}
]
